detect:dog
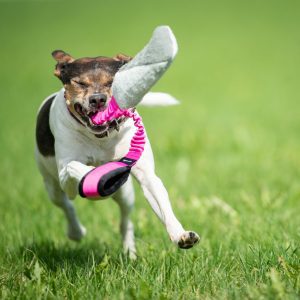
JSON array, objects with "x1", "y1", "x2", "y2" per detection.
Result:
[{"x1": 35, "y1": 50, "x2": 200, "y2": 258}]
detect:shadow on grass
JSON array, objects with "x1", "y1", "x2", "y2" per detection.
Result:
[{"x1": 18, "y1": 240, "x2": 126, "y2": 272}]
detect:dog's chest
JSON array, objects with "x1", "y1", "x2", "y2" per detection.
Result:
[
  {"x1": 50, "y1": 92, "x2": 135, "y2": 166},
  {"x1": 76, "y1": 125, "x2": 133, "y2": 166}
]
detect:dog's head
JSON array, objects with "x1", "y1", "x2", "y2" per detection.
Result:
[{"x1": 52, "y1": 50, "x2": 131, "y2": 134}]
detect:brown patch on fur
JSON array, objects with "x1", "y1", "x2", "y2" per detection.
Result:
[
  {"x1": 63, "y1": 68, "x2": 114, "y2": 114},
  {"x1": 113, "y1": 53, "x2": 132, "y2": 63},
  {"x1": 52, "y1": 50, "x2": 131, "y2": 121},
  {"x1": 52, "y1": 50, "x2": 74, "y2": 64},
  {"x1": 36, "y1": 95, "x2": 55, "y2": 156},
  {"x1": 52, "y1": 50, "x2": 75, "y2": 77}
]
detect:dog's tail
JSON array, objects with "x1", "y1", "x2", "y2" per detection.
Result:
[{"x1": 139, "y1": 92, "x2": 180, "y2": 107}]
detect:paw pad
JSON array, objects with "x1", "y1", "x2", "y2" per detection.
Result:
[{"x1": 178, "y1": 231, "x2": 200, "y2": 249}]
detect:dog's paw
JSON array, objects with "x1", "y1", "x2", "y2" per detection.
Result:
[
  {"x1": 177, "y1": 231, "x2": 200, "y2": 249},
  {"x1": 67, "y1": 224, "x2": 87, "y2": 241},
  {"x1": 124, "y1": 248, "x2": 137, "y2": 260}
]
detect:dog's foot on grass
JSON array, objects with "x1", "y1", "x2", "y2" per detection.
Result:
[
  {"x1": 178, "y1": 231, "x2": 200, "y2": 249},
  {"x1": 124, "y1": 248, "x2": 137, "y2": 260},
  {"x1": 67, "y1": 224, "x2": 87, "y2": 241},
  {"x1": 122, "y1": 221, "x2": 137, "y2": 260}
]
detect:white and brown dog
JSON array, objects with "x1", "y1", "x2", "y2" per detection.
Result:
[{"x1": 35, "y1": 50, "x2": 199, "y2": 258}]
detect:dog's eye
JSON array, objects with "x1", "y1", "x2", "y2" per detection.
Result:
[
  {"x1": 73, "y1": 80, "x2": 88, "y2": 88},
  {"x1": 106, "y1": 81, "x2": 113, "y2": 87}
]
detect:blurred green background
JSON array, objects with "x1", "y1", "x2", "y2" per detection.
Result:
[{"x1": 0, "y1": 0, "x2": 299, "y2": 299}]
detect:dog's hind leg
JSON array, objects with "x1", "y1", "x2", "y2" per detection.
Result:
[
  {"x1": 36, "y1": 155, "x2": 86, "y2": 241},
  {"x1": 44, "y1": 178, "x2": 86, "y2": 241},
  {"x1": 112, "y1": 175, "x2": 136, "y2": 259},
  {"x1": 44, "y1": 176, "x2": 86, "y2": 241}
]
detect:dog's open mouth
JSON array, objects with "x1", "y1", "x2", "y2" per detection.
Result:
[{"x1": 74, "y1": 103, "x2": 125, "y2": 136}]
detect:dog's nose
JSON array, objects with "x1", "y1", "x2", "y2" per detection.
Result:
[{"x1": 89, "y1": 93, "x2": 107, "y2": 108}]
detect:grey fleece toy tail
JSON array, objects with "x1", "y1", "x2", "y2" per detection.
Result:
[{"x1": 112, "y1": 26, "x2": 178, "y2": 109}]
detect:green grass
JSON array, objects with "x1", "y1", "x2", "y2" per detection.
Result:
[{"x1": 1, "y1": 0, "x2": 300, "y2": 299}]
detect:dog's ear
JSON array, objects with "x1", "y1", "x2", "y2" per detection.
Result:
[
  {"x1": 113, "y1": 53, "x2": 132, "y2": 63},
  {"x1": 52, "y1": 50, "x2": 75, "y2": 79},
  {"x1": 52, "y1": 50, "x2": 74, "y2": 63}
]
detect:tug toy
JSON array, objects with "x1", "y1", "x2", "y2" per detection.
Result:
[{"x1": 79, "y1": 26, "x2": 178, "y2": 199}]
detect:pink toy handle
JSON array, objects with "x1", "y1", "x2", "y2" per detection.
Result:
[
  {"x1": 123, "y1": 109, "x2": 145, "y2": 162},
  {"x1": 79, "y1": 97, "x2": 145, "y2": 199},
  {"x1": 91, "y1": 96, "x2": 145, "y2": 162},
  {"x1": 79, "y1": 161, "x2": 131, "y2": 199}
]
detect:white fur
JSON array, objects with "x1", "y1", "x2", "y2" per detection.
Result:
[
  {"x1": 35, "y1": 88, "x2": 199, "y2": 257},
  {"x1": 140, "y1": 92, "x2": 180, "y2": 107}
]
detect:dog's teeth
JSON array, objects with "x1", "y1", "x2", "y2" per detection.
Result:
[{"x1": 115, "y1": 119, "x2": 120, "y2": 131}]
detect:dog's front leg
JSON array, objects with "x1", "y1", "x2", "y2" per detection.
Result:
[
  {"x1": 59, "y1": 161, "x2": 94, "y2": 199},
  {"x1": 131, "y1": 145, "x2": 200, "y2": 249}
]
